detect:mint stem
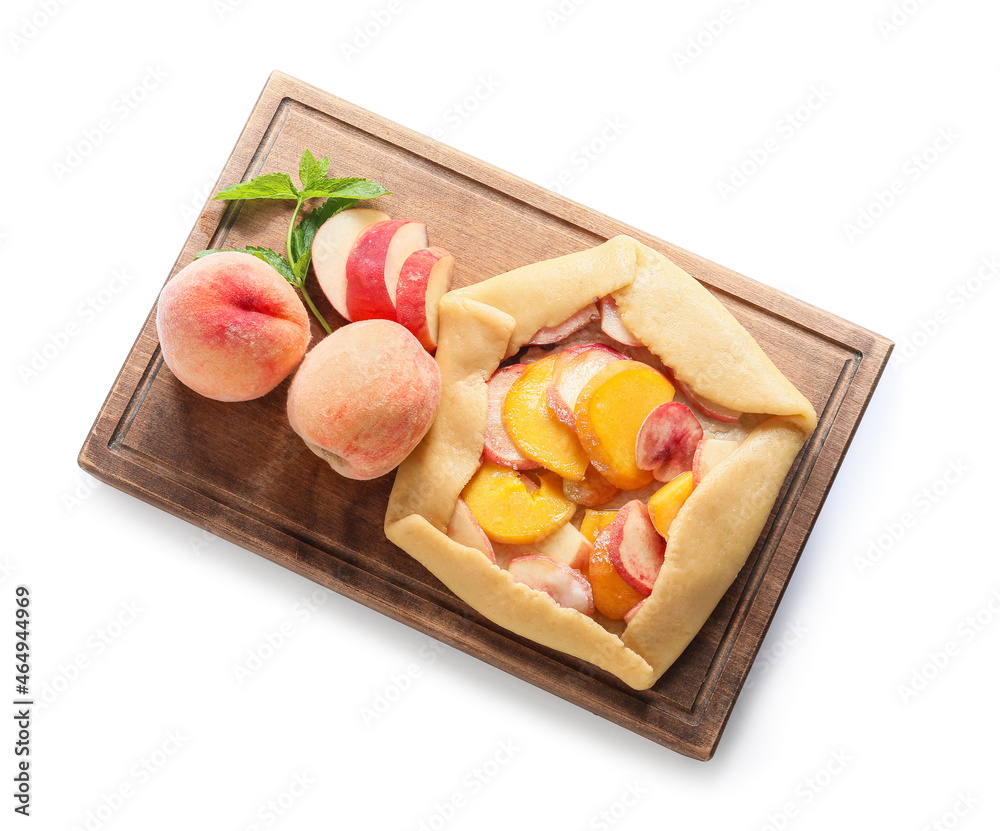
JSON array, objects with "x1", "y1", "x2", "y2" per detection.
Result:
[
  {"x1": 286, "y1": 196, "x2": 332, "y2": 334},
  {"x1": 287, "y1": 198, "x2": 303, "y2": 268},
  {"x1": 209, "y1": 151, "x2": 389, "y2": 335},
  {"x1": 300, "y1": 283, "x2": 331, "y2": 334}
]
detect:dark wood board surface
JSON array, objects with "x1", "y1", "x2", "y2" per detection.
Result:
[{"x1": 78, "y1": 71, "x2": 893, "y2": 761}]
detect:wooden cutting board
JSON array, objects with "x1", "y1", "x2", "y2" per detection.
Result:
[{"x1": 78, "y1": 71, "x2": 892, "y2": 760}]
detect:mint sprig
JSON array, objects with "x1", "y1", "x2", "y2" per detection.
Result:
[{"x1": 197, "y1": 150, "x2": 390, "y2": 333}]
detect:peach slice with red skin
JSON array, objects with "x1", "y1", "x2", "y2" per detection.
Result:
[
  {"x1": 345, "y1": 219, "x2": 428, "y2": 321},
  {"x1": 635, "y1": 401, "x2": 703, "y2": 483},
  {"x1": 311, "y1": 207, "x2": 390, "y2": 322},
  {"x1": 604, "y1": 500, "x2": 666, "y2": 597},
  {"x1": 483, "y1": 365, "x2": 542, "y2": 470},
  {"x1": 599, "y1": 295, "x2": 642, "y2": 347},
  {"x1": 546, "y1": 343, "x2": 625, "y2": 428},
  {"x1": 494, "y1": 521, "x2": 592, "y2": 572},
  {"x1": 647, "y1": 470, "x2": 695, "y2": 539},
  {"x1": 562, "y1": 464, "x2": 619, "y2": 507},
  {"x1": 574, "y1": 360, "x2": 675, "y2": 490},
  {"x1": 395, "y1": 247, "x2": 454, "y2": 353},
  {"x1": 446, "y1": 498, "x2": 496, "y2": 564},
  {"x1": 502, "y1": 354, "x2": 590, "y2": 481},
  {"x1": 664, "y1": 367, "x2": 742, "y2": 423},
  {"x1": 461, "y1": 460, "x2": 576, "y2": 545},
  {"x1": 528, "y1": 303, "x2": 600, "y2": 345},
  {"x1": 542, "y1": 523, "x2": 592, "y2": 572},
  {"x1": 623, "y1": 598, "x2": 645, "y2": 623},
  {"x1": 509, "y1": 555, "x2": 595, "y2": 616}
]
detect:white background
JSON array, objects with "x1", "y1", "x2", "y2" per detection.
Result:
[{"x1": 4, "y1": 0, "x2": 999, "y2": 829}]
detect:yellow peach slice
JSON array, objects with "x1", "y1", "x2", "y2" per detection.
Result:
[
  {"x1": 588, "y1": 532, "x2": 645, "y2": 620},
  {"x1": 574, "y1": 361, "x2": 675, "y2": 490},
  {"x1": 580, "y1": 509, "x2": 618, "y2": 544},
  {"x1": 647, "y1": 470, "x2": 695, "y2": 539},
  {"x1": 502, "y1": 355, "x2": 590, "y2": 481},
  {"x1": 461, "y1": 460, "x2": 576, "y2": 544}
]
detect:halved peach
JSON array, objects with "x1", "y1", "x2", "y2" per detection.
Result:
[
  {"x1": 502, "y1": 354, "x2": 590, "y2": 481},
  {"x1": 647, "y1": 470, "x2": 695, "y2": 539},
  {"x1": 461, "y1": 460, "x2": 576, "y2": 544},
  {"x1": 574, "y1": 360, "x2": 675, "y2": 490}
]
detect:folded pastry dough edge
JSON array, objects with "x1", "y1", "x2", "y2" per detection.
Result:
[
  {"x1": 384, "y1": 235, "x2": 816, "y2": 690},
  {"x1": 384, "y1": 514, "x2": 658, "y2": 689}
]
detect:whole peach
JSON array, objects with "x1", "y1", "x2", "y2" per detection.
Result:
[
  {"x1": 156, "y1": 252, "x2": 311, "y2": 402},
  {"x1": 286, "y1": 320, "x2": 441, "y2": 480}
]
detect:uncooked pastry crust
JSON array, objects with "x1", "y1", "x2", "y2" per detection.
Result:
[{"x1": 384, "y1": 235, "x2": 817, "y2": 690}]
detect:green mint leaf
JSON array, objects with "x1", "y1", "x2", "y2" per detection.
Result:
[
  {"x1": 291, "y1": 249, "x2": 310, "y2": 284},
  {"x1": 214, "y1": 172, "x2": 299, "y2": 201},
  {"x1": 242, "y1": 246, "x2": 296, "y2": 283},
  {"x1": 204, "y1": 161, "x2": 388, "y2": 337},
  {"x1": 299, "y1": 177, "x2": 391, "y2": 201},
  {"x1": 298, "y1": 149, "x2": 330, "y2": 191},
  {"x1": 193, "y1": 247, "x2": 295, "y2": 283}
]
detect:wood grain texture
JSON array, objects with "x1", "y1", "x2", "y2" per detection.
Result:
[{"x1": 78, "y1": 71, "x2": 893, "y2": 760}]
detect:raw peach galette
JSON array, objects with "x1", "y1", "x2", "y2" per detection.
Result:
[{"x1": 384, "y1": 235, "x2": 816, "y2": 690}]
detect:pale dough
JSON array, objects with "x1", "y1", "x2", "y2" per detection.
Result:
[{"x1": 384, "y1": 236, "x2": 817, "y2": 690}]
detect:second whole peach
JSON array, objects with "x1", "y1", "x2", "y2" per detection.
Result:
[{"x1": 286, "y1": 319, "x2": 441, "y2": 480}]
